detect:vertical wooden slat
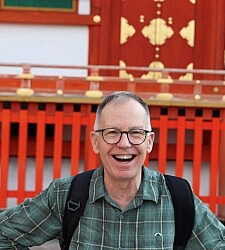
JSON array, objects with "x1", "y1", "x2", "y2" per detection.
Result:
[
  {"x1": 53, "y1": 110, "x2": 63, "y2": 179},
  {"x1": 84, "y1": 111, "x2": 98, "y2": 171},
  {"x1": 209, "y1": 116, "x2": 220, "y2": 213},
  {"x1": 70, "y1": 111, "x2": 81, "y2": 175},
  {"x1": 175, "y1": 115, "x2": 186, "y2": 177},
  {"x1": 192, "y1": 115, "x2": 203, "y2": 196},
  {"x1": 75, "y1": 0, "x2": 79, "y2": 13},
  {"x1": 158, "y1": 113, "x2": 168, "y2": 174},
  {"x1": 0, "y1": 108, "x2": 11, "y2": 208},
  {"x1": 144, "y1": 153, "x2": 150, "y2": 167},
  {"x1": 218, "y1": 110, "x2": 225, "y2": 218},
  {"x1": 35, "y1": 109, "x2": 46, "y2": 194},
  {"x1": 144, "y1": 114, "x2": 151, "y2": 166},
  {"x1": 17, "y1": 107, "x2": 28, "y2": 204}
]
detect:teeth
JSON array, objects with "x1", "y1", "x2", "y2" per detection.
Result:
[{"x1": 114, "y1": 155, "x2": 133, "y2": 160}]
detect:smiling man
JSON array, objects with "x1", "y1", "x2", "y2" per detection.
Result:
[
  {"x1": 90, "y1": 92, "x2": 154, "y2": 210},
  {"x1": 0, "y1": 91, "x2": 225, "y2": 249}
]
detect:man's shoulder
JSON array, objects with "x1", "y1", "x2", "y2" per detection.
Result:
[
  {"x1": 143, "y1": 166, "x2": 164, "y2": 184},
  {"x1": 42, "y1": 176, "x2": 74, "y2": 200}
]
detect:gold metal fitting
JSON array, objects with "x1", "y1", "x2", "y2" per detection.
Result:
[
  {"x1": 86, "y1": 75, "x2": 103, "y2": 81},
  {"x1": 157, "y1": 78, "x2": 173, "y2": 84},
  {"x1": 194, "y1": 94, "x2": 201, "y2": 100},
  {"x1": 156, "y1": 93, "x2": 173, "y2": 100},
  {"x1": 93, "y1": 15, "x2": 101, "y2": 23},
  {"x1": 17, "y1": 73, "x2": 34, "y2": 79}
]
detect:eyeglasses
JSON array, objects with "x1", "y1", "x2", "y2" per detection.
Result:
[{"x1": 95, "y1": 128, "x2": 151, "y2": 145}]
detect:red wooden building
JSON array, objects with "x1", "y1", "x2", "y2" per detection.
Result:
[{"x1": 0, "y1": 0, "x2": 225, "y2": 221}]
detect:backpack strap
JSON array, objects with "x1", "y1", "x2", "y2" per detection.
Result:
[
  {"x1": 62, "y1": 169, "x2": 95, "y2": 250},
  {"x1": 164, "y1": 175, "x2": 195, "y2": 250}
]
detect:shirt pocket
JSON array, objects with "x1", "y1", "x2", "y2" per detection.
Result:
[{"x1": 141, "y1": 233, "x2": 174, "y2": 249}]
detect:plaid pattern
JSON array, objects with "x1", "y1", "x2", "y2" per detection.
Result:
[{"x1": 0, "y1": 167, "x2": 225, "y2": 249}]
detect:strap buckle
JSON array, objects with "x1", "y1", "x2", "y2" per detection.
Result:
[{"x1": 67, "y1": 200, "x2": 80, "y2": 212}]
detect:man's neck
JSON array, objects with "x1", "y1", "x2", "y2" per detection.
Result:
[{"x1": 104, "y1": 176, "x2": 141, "y2": 210}]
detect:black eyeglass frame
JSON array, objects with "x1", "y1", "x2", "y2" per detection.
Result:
[{"x1": 95, "y1": 128, "x2": 151, "y2": 145}]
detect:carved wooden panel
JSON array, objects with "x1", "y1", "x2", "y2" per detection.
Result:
[
  {"x1": 118, "y1": 0, "x2": 195, "y2": 79},
  {"x1": 98, "y1": 0, "x2": 224, "y2": 80}
]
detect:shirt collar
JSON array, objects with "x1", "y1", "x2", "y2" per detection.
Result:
[
  {"x1": 89, "y1": 166, "x2": 164, "y2": 204},
  {"x1": 89, "y1": 167, "x2": 105, "y2": 202},
  {"x1": 141, "y1": 166, "x2": 164, "y2": 203}
]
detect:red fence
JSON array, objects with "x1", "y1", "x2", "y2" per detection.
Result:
[
  {"x1": 0, "y1": 101, "x2": 225, "y2": 219},
  {"x1": 148, "y1": 107, "x2": 225, "y2": 216}
]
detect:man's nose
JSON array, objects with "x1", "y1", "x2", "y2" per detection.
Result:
[{"x1": 117, "y1": 132, "x2": 131, "y2": 147}]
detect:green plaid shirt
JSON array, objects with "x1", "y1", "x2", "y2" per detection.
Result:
[{"x1": 0, "y1": 167, "x2": 225, "y2": 249}]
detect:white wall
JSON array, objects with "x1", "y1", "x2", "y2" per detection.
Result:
[{"x1": 0, "y1": 23, "x2": 89, "y2": 76}]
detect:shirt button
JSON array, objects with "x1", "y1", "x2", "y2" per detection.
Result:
[{"x1": 120, "y1": 214, "x2": 123, "y2": 220}]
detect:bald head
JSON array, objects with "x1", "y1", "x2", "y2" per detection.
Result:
[{"x1": 94, "y1": 91, "x2": 151, "y2": 130}]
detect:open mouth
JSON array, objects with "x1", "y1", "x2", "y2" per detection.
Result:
[{"x1": 112, "y1": 154, "x2": 136, "y2": 162}]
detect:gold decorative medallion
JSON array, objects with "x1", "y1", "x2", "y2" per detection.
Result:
[
  {"x1": 179, "y1": 63, "x2": 194, "y2": 80},
  {"x1": 119, "y1": 60, "x2": 134, "y2": 79},
  {"x1": 120, "y1": 17, "x2": 136, "y2": 44},
  {"x1": 141, "y1": 61, "x2": 171, "y2": 79},
  {"x1": 141, "y1": 18, "x2": 174, "y2": 46},
  {"x1": 179, "y1": 20, "x2": 195, "y2": 47}
]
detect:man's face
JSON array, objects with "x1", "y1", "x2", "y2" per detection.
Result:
[{"x1": 90, "y1": 99, "x2": 154, "y2": 182}]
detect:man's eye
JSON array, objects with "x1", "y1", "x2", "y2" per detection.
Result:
[
  {"x1": 130, "y1": 130, "x2": 144, "y2": 137},
  {"x1": 105, "y1": 130, "x2": 119, "y2": 136}
]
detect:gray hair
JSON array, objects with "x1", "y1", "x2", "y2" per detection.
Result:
[{"x1": 94, "y1": 91, "x2": 151, "y2": 130}]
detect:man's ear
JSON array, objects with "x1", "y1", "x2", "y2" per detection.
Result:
[
  {"x1": 146, "y1": 132, "x2": 155, "y2": 153},
  {"x1": 90, "y1": 131, "x2": 100, "y2": 154}
]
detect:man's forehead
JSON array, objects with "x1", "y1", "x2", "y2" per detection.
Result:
[
  {"x1": 100, "y1": 101, "x2": 147, "y2": 123},
  {"x1": 102, "y1": 98, "x2": 144, "y2": 111}
]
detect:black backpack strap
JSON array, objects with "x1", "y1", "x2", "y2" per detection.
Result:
[
  {"x1": 164, "y1": 175, "x2": 195, "y2": 250},
  {"x1": 62, "y1": 169, "x2": 95, "y2": 250}
]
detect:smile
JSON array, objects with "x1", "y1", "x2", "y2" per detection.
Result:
[{"x1": 112, "y1": 154, "x2": 136, "y2": 162}]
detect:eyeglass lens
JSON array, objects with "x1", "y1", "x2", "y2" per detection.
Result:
[{"x1": 101, "y1": 128, "x2": 148, "y2": 145}]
